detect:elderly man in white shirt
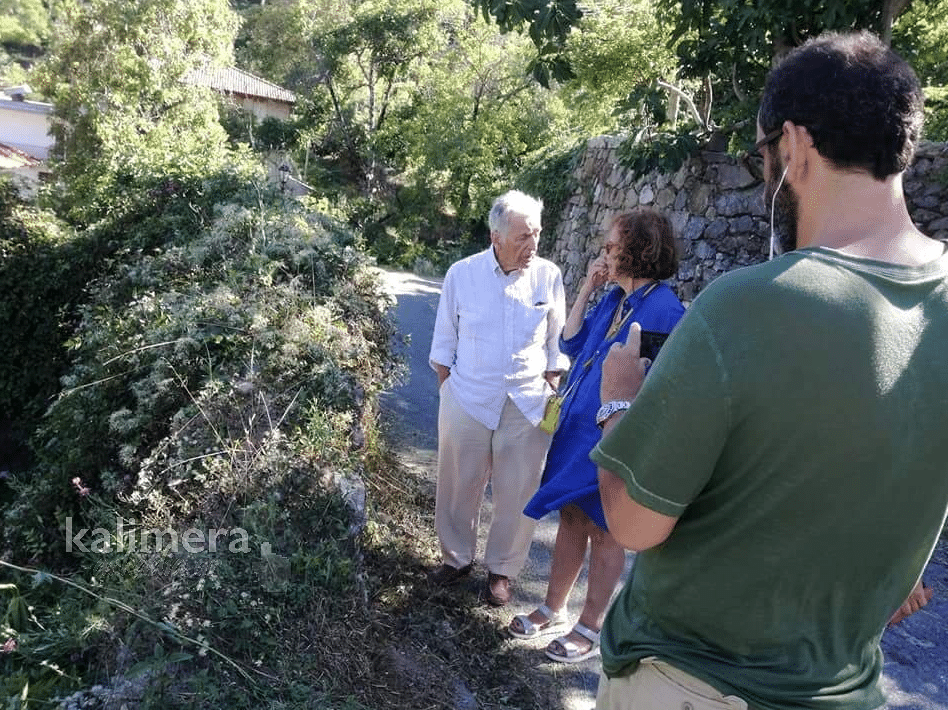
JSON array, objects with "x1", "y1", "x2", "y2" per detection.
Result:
[{"x1": 428, "y1": 189, "x2": 570, "y2": 606}]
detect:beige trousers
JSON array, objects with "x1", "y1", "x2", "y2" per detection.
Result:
[
  {"x1": 435, "y1": 383, "x2": 550, "y2": 577},
  {"x1": 596, "y1": 658, "x2": 749, "y2": 710}
]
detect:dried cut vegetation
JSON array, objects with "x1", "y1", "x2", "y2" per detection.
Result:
[{"x1": 351, "y1": 435, "x2": 568, "y2": 710}]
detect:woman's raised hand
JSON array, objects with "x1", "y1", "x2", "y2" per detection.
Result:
[{"x1": 585, "y1": 255, "x2": 609, "y2": 292}]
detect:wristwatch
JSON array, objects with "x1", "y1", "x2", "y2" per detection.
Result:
[{"x1": 596, "y1": 400, "x2": 632, "y2": 429}]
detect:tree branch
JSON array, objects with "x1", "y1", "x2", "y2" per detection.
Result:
[
  {"x1": 731, "y1": 62, "x2": 746, "y2": 103},
  {"x1": 882, "y1": 0, "x2": 912, "y2": 45},
  {"x1": 657, "y1": 80, "x2": 706, "y2": 130}
]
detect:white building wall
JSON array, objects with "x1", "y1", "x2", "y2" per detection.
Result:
[{"x1": 0, "y1": 99, "x2": 54, "y2": 159}]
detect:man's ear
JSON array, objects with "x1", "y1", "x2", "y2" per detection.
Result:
[{"x1": 783, "y1": 120, "x2": 813, "y2": 182}]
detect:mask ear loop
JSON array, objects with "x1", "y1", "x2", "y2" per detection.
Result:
[{"x1": 769, "y1": 165, "x2": 789, "y2": 260}]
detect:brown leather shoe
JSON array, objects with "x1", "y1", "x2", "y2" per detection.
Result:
[
  {"x1": 485, "y1": 572, "x2": 512, "y2": 606},
  {"x1": 428, "y1": 563, "x2": 473, "y2": 586}
]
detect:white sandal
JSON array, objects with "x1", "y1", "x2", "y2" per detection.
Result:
[
  {"x1": 545, "y1": 622, "x2": 600, "y2": 663},
  {"x1": 507, "y1": 603, "x2": 569, "y2": 639}
]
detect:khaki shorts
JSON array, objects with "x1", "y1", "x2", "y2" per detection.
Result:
[{"x1": 596, "y1": 657, "x2": 749, "y2": 710}]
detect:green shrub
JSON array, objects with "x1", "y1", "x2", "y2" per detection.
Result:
[
  {"x1": 0, "y1": 178, "x2": 78, "y2": 432},
  {"x1": 4, "y1": 189, "x2": 395, "y2": 550},
  {"x1": 0, "y1": 168, "x2": 261, "y2": 445},
  {"x1": 1, "y1": 181, "x2": 400, "y2": 706},
  {"x1": 516, "y1": 143, "x2": 583, "y2": 255},
  {"x1": 924, "y1": 85, "x2": 948, "y2": 142}
]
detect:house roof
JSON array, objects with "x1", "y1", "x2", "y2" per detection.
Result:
[
  {"x1": 0, "y1": 94, "x2": 54, "y2": 116},
  {"x1": 0, "y1": 142, "x2": 42, "y2": 169},
  {"x1": 183, "y1": 65, "x2": 296, "y2": 105}
]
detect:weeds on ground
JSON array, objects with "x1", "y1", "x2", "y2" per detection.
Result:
[{"x1": 353, "y1": 422, "x2": 570, "y2": 710}]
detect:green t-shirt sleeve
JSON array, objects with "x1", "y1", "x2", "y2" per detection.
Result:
[{"x1": 590, "y1": 308, "x2": 731, "y2": 517}]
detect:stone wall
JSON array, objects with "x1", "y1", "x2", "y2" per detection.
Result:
[{"x1": 549, "y1": 136, "x2": 948, "y2": 305}]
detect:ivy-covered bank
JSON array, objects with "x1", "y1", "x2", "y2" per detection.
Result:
[{"x1": 550, "y1": 137, "x2": 948, "y2": 303}]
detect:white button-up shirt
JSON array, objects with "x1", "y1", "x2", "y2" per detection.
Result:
[{"x1": 430, "y1": 247, "x2": 570, "y2": 429}]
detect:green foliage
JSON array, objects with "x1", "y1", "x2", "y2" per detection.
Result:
[
  {"x1": 0, "y1": 576, "x2": 113, "y2": 705},
  {"x1": 0, "y1": 178, "x2": 78, "y2": 432},
  {"x1": 924, "y1": 86, "x2": 948, "y2": 142},
  {"x1": 560, "y1": 0, "x2": 678, "y2": 135},
  {"x1": 4, "y1": 184, "x2": 395, "y2": 550},
  {"x1": 651, "y1": 0, "x2": 948, "y2": 143},
  {"x1": 368, "y1": 3, "x2": 571, "y2": 253},
  {"x1": 0, "y1": 168, "x2": 265, "y2": 448},
  {"x1": 664, "y1": 0, "x2": 892, "y2": 81},
  {"x1": 470, "y1": 0, "x2": 583, "y2": 86},
  {"x1": 37, "y1": 0, "x2": 241, "y2": 224},
  {"x1": 617, "y1": 130, "x2": 702, "y2": 178},
  {"x1": 303, "y1": 0, "x2": 443, "y2": 190},
  {"x1": 611, "y1": 80, "x2": 706, "y2": 178},
  {"x1": 891, "y1": 0, "x2": 948, "y2": 143},
  {"x1": 1, "y1": 170, "x2": 401, "y2": 705},
  {"x1": 516, "y1": 142, "x2": 583, "y2": 253},
  {"x1": 0, "y1": 0, "x2": 48, "y2": 60},
  {"x1": 892, "y1": 0, "x2": 948, "y2": 87}
]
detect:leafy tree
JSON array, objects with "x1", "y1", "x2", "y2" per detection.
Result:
[
  {"x1": 234, "y1": 0, "x2": 570, "y2": 260},
  {"x1": 373, "y1": 2, "x2": 572, "y2": 247},
  {"x1": 235, "y1": 0, "x2": 329, "y2": 91},
  {"x1": 0, "y1": 0, "x2": 50, "y2": 84},
  {"x1": 37, "y1": 0, "x2": 242, "y2": 224},
  {"x1": 468, "y1": 0, "x2": 943, "y2": 137},
  {"x1": 892, "y1": 0, "x2": 948, "y2": 141},
  {"x1": 892, "y1": 0, "x2": 948, "y2": 87},
  {"x1": 559, "y1": 0, "x2": 678, "y2": 135},
  {"x1": 664, "y1": 0, "x2": 919, "y2": 85},
  {"x1": 653, "y1": 0, "x2": 945, "y2": 137},
  {"x1": 0, "y1": 0, "x2": 49, "y2": 61},
  {"x1": 469, "y1": 0, "x2": 583, "y2": 86},
  {"x1": 307, "y1": 0, "x2": 442, "y2": 194}
]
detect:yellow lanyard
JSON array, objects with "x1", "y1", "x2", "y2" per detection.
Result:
[{"x1": 605, "y1": 282, "x2": 659, "y2": 340}]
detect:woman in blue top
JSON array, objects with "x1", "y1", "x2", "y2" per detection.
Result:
[{"x1": 510, "y1": 208, "x2": 685, "y2": 663}]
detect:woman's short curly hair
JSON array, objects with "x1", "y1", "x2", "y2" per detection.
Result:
[
  {"x1": 758, "y1": 30, "x2": 924, "y2": 180},
  {"x1": 609, "y1": 208, "x2": 679, "y2": 281}
]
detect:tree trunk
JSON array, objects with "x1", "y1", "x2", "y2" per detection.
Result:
[{"x1": 881, "y1": 0, "x2": 912, "y2": 45}]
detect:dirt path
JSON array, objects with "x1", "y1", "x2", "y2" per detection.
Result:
[{"x1": 376, "y1": 267, "x2": 948, "y2": 710}]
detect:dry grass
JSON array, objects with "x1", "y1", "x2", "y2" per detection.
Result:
[{"x1": 334, "y1": 428, "x2": 569, "y2": 710}]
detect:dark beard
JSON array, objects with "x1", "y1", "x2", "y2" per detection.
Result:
[{"x1": 765, "y1": 153, "x2": 800, "y2": 254}]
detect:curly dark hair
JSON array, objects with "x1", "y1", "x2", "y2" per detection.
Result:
[
  {"x1": 758, "y1": 30, "x2": 924, "y2": 180},
  {"x1": 610, "y1": 208, "x2": 679, "y2": 280}
]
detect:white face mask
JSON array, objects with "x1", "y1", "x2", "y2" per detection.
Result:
[{"x1": 769, "y1": 165, "x2": 789, "y2": 260}]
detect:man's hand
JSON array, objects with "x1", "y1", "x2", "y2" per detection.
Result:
[
  {"x1": 888, "y1": 580, "x2": 933, "y2": 626},
  {"x1": 601, "y1": 322, "x2": 649, "y2": 404},
  {"x1": 435, "y1": 364, "x2": 451, "y2": 387},
  {"x1": 543, "y1": 370, "x2": 563, "y2": 390}
]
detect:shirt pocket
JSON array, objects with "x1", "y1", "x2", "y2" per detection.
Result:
[{"x1": 519, "y1": 302, "x2": 551, "y2": 348}]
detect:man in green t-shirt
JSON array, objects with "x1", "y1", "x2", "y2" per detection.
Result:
[{"x1": 590, "y1": 31, "x2": 948, "y2": 710}]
